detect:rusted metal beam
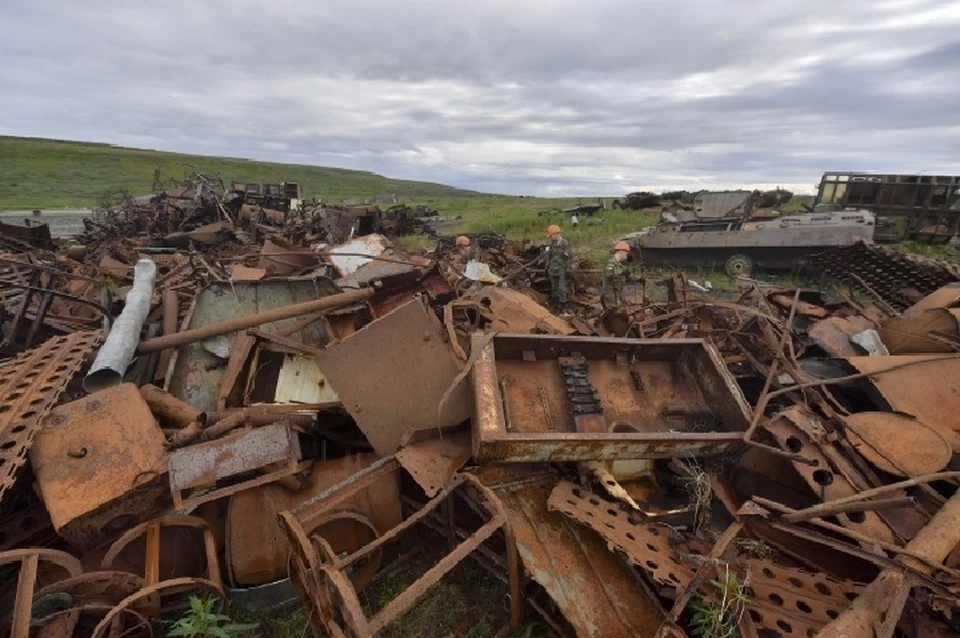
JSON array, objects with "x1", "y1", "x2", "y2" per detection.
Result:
[
  {"x1": 139, "y1": 384, "x2": 202, "y2": 429},
  {"x1": 136, "y1": 286, "x2": 374, "y2": 353}
]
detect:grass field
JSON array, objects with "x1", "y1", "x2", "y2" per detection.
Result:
[{"x1": 0, "y1": 136, "x2": 482, "y2": 210}]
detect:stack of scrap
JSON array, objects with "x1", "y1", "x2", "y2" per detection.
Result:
[{"x1": 4, "y1": 183, "x2": 960, "y2": 638}]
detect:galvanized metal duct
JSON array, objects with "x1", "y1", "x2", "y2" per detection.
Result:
[{"x1": 83, "y1": 259, "x2": 157, "y2": 393}]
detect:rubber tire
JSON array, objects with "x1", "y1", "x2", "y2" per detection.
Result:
[{"x1": 724, "y1": 253, "x2": 753, "y2": 277}]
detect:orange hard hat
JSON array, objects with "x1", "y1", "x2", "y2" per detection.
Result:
[
  {"x1": 547, "y1": 224, "x2": 562, "y2": 237},
  {"x1": 613, "y1": 241, "x2": 631, "y2": 253},
  {"x1": 455, "y1": 235, "x2": 470, "y2": 247}
]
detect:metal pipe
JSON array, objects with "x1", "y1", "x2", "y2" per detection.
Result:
[
  {"x1": 139, "y1": 384, "x2": 202, "y2": 428},
  {"x1": 136, "y1": 287, "x2": 375, "y2": 354},
  {"x1": 84, "y1": 259, "x2": 157, "y2": 393},
  {"x1": 781, "y1": 496, "x2": 917, "y2": 523},
  {"x1": 154, "y1": 289, "x2": 179, "y2": 382}
]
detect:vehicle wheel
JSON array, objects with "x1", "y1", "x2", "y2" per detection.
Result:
[{"x1": 724, "y1": 254, "x2": 753, "y2": 277}]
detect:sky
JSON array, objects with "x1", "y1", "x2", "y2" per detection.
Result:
[{"x1": 2, "y1": 0, "x2": 960, "y2": 196}]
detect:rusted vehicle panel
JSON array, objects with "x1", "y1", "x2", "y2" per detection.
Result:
[
  {"x1": 165, "y1": 279, "x2": 338, "y2": 411},
  {"x1": 480, "y1": 469, "x2": 664, "y2": 637},
  {"x1": 226, "y1": 454, "x2": 400, "y2": 586},
  {"x1": 471, "y1": 333, "x2": 751, "y2": 462},
  {"x1": 316, "y1": 296, "x2": 472, "y2": 456},
  {"x1": 548, "y1": 481, "x2": 864, "y2": 637},
  {"x1": 0, "y1": 219, "x2": 55, "y2": 250},
  {"x1": 621, "y1": 210, "x2": 875, "y2": 276},
  {"x1": 30, "y1": 383, "x2": 169, "y2": 549}
]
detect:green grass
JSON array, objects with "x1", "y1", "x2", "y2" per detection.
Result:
[{"x1": 0, "y1": 136, "x2": 484, "y2": 210}]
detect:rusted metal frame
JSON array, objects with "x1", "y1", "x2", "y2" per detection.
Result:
[
  {"x1": 368, "y1": 513, "x2": 508, "y2": 633},
  {"x1": 337, "y1": 474, "x2": 472, "y2": 568},
  {"x1": 23, "y1": 287, "x2": 55, "y2": 348},
  {"x1": 443, "y1": 302, "x2": 467, "y2": 360},
  {"x1": 216, "y1": 330, "x2": 257, "y2": 411},
  {"x1": 658, "y1": 521, "x2": 744, "y2": 632},
  {"x1": 174, "y1": 460, "x2": 312, "y2": 511},
  {"x1": 0, "y1": 548, "x2": 83, "y2": 638},
  {"x1": 139, "y1": 384, "x2": 202, "y2": 429},
  {"x1": 745, "y1": 498, "x2": 960, "y2": 583},
  {"x1": 293, "y1": 454, "x2": 400, "y2": 527},
  {"x1": 743, "y1": 291, "x2": 798, "y2": 438},
  {"x1": 782, "y1": 496, "x2": 916, "y2": 522},
  {"x1": 246, "y1": 327, "x2": 325, "y2": 358},
  {"x1": 876, "y1": 575, "x2": 913, "y2": 638},
  {"x1": 5, "y1": 268, "x2": 41, "y2": 346},
  {"x1": 786, "y1": 471, "x2": 960, "y2": 521},
  {"x1": 3, "y1": 282, "x2": 109, "y2": 327},
  {"x1": 0, "y1": 256, "x2": 98, "y2": 282},
  {"x1": 278, "y1": 311, "x2": 327, "y2": 338},
  {"x1": 91, "y1": 577, "x2": 224, "y2": 637}
]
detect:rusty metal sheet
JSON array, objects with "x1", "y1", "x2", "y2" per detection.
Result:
[
  {"x1": 462, "y1": 287, "x2": 575, "y2": 335},
  {"x1": 226, "y1": 454, "x2": 401, "y2": 586},
  {"x1": 847, "y1": 355, "x2": 960, "y2": 453},
  {"x1": 807, "y1": 315, "x2": 876, "y2": 357},
  {"x1": 878, "y1": 309, "x2": 958, "y2": 354},
  {"x1": 30, "y1": 382, "x2": 169, "y2": 550},
  {"x1": 903, "y1": 283, "x2": 960, "y2": 316},
  {"x1": 764, "y1": 407, "x2": 922, "y2": 544},
  {"x1": 397, "y1": 430, "x2": 472, "y2": 497},
  {"x1": 316, "y1": 296, "x2": 471, "y2": 455},
  {"x1": 471, "y1": 333, "x2": 750, "y2": 462},
  {"x1": 166, "y1": 279, "x2": 339, "y2": 411},
  {"x1": 478, "y1": 469, "x2": 664, "y2": 637},
  {"x1": 168, "y1": 421, "x2": 300, "y2": 493},
  {"x1": 843, "y1": 412, "x2": 951, "y2": 477},
  {"x1": 0, "y1": 330, "x2": 104, "y2": 501},
  {"x1": 547, "y1": 481, "x2": 864, "y2": 638}
]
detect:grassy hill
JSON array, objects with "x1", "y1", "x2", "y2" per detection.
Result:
[{"x1": 0, "y1": 136, "x2": 484, "y2": 210}]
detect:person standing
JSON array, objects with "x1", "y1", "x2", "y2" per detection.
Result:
[
  {"x1": 545, "y1": 224, "x2": 572, "y2": 312},
  {"x1": 601, "y1": 241, "x2": 631, "y2": 311}
]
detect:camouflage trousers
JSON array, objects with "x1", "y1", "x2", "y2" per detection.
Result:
[{"x1": 549, "y1": 272, "x2": 567, "y2": 307}]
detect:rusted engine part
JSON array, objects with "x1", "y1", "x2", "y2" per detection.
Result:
[
  {"x1": 471, "y1": 333, "x2": 751, "y2": 462},
  {"x1": 0, "y1": 329, "x2": 103, "y2": 504},
  {"x1": 546, "y1": 481, "x2": 864, "y2": 637},
  {"x1": 30, "y1": 571, "x2": 151, "y2": 638},
  {"x1": 761, "y1": 406, "x2": 926, "y2": 546},
  {"x1": 459, "y1": 286, "x2": 577, "y2": 335},
  {"x1": 84, "y1": 259, "x2": 157, "y2": 393},
  {"x1": 0, "y1": 548, "x2": 83, "y2": 638},
  {"x1": 810, "y1": 241, "x2": 960, "y2": 312},
  {"x1": 397, "y1": 425, "x2": 472, "y2": 498},
  {"x1": 226, "y1": 453, "x2": 401, "y2": 587},
  {"x1": 476, "y1": 467, "x2": 664, "y2": 637},
  {"x1": 315, "y1": 295, "x2": 472, "y2": 456},
  {"x1": 30, "y1": 383, "x2": 169, "y2": 551},
  {"x1": 164, "y1": 279, "x2": 341, "y2": 412},
  {"x1": 280, "y1": 471, "x2": 521, "y2": 637},
  {"x1": 167, "y1": 421, "x2": 307, "y2": 511},
  {"x1": 818, "y1": 485, "x2": 960, "y2": 637}
]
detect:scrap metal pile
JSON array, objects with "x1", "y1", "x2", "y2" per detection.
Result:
[{"x1": 2, "y1": 188, "x2": 960, "y2": 638}]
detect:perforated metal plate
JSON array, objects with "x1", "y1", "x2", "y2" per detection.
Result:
[{"x1": 0, "y1": 330, "x2": 103, "y2": 499}]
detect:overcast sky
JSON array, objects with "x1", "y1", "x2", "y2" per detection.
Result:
[{"x1": 3, "y1": 0, "x2": 960, "y2": 196}]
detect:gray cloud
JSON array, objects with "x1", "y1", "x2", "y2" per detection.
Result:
[{"x1": 2, "y1": 0, "x2": 960, "y2": 196}]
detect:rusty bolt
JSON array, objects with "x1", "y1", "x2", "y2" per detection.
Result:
[
  {"x1": 50, "y1": 414, "x2": 69, "y2": 426},
  {"x1": 67, "y1": 447, "x2": 88, "y2": 459},
  {"x1": 423, "y1": 332, "x2": 431, "y2": 341},
  {"x1": 84, "y1": 400, "x2": 102, "y2": 413}
]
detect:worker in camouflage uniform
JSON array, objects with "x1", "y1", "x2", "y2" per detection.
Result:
[
  {"x1": 601, "y1": 241, "x2": 632, "y2": 311},
  {"x1": 545, "y1": 224, "x2": 572, "y2": 312}
]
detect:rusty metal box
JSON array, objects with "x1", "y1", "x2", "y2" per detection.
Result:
[
  {"x1": 30, "y1": 383, "x2": 169, "y2": 549},
  {"x1": 471, "y1": 333, "x2": 752, "y2": 462}
]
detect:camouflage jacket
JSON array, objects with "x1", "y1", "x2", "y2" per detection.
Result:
[
  {"x1": 545, "y1": 237, "x2": 573, "y2": 276},
  {"x1": 601, "y1": 257, "x2": 626, "y2": 309}
]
